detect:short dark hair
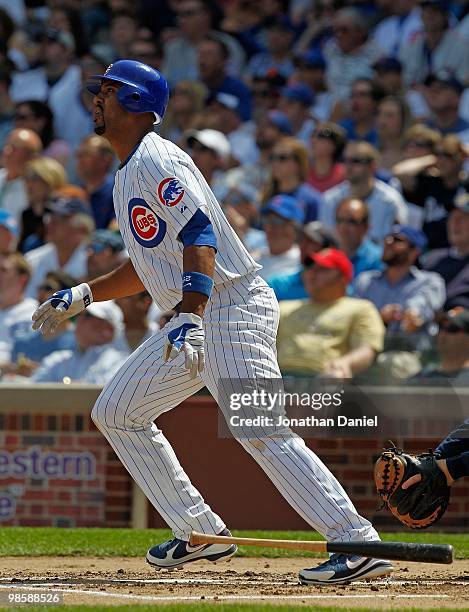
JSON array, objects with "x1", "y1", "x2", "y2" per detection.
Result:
[
  {"x1": 352, "y1": 77, "x2": 385, "y2": 103},
  {"x1": 202, "y1": 34, "x2": 229, "y2": 60}
]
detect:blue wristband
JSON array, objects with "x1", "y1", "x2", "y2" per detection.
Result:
[{"x1": 182, "y1": 272, "x2": 214, "y2": 297}]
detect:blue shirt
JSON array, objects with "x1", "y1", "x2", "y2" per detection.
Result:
[
  {"x1": 353, "y1": 266, "x2": 446, "y2": 330},
  {"x1": 90, "y1": 173, "x2": 115, "y2": 229},
  {"x1": 270, "y1": 239, "x2": 383, "y2": 301},
  {"x1": 339, "y1": 118, "x2": 378, "y2": 146},
  {"x1": 279, "y1": 183, "x2": 321, "y2": 223},
  {"x1": 269, "y1": 270, "x2": 307, "y2": 301},
  {"x1": 214, "y1": 76, "x2": 252, "y2": 121},
  {"x1": 12, "y1": 329, "x2": 76, "y2": 363},
  {"x1": 350, "y1": 239, "x2": 383, "y2": 278}
]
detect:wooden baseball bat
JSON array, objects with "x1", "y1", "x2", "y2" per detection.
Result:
[{"x1": 189, "y1": 531, "x2": 453, "y2": 564}]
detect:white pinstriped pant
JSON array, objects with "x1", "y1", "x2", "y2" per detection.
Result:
[{"x1": 92, "y1": 275, "x2": 379, "y2": 542}]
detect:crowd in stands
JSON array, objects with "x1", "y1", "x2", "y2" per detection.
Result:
[{"x1": 0, "y1": 0, "x2": 467, "y2": 386}]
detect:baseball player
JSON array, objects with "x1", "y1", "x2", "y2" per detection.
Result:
[{"x1": 32, "y1": 60, "x2": 392, "y2": 584}]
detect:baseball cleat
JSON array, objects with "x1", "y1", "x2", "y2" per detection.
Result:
[
  {"x1": 146, "y1": 528, "x2": 237, "y2": 570},
  {"x1": 299, "y1": 553, "x2": 393, "y2": 585}
]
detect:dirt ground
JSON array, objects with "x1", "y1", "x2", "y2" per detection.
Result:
[{"x1": 0, "y1": 556, "x2": 468, "y2": 608}]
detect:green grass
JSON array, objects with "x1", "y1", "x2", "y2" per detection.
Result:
[
  {"x1": 0, "y1": 528, "x2": 468, "y2": 559},
  {"x1": 1, "y1": 607, "x2": 463, "y2": 612}
]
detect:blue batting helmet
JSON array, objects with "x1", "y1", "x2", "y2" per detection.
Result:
[{"x1": 86, "y1": 60, "x2": 169, "y2": 124}]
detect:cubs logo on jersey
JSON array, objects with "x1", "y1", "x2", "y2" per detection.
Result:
[
  {"x1": 158, "y1": 177, "x2": 185, "y2": 207},
  {"x1": 128, "y1": 198, "x2": 166, "y2": 247}
]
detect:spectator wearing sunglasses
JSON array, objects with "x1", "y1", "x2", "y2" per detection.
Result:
[
  {"x1": 322, "y1": 8, "x2": 384, "y2": 101},
  {"x1": 411, "y1": 308, "x2": 469, "y2": 385},
  {"x1": 307, "y1": 122, "x2": 346, "y2": 193},
  {"x1": 263, "y1": 137, "x2": 321, "y2": 223},
  {"x1": 335, "y1": 198, "x2": 383, "y2": 279},
  {"x1": 422, "y1": 192, "x2": 469, "y2": 311},
  {"x1": 277, "y1": 248, "x2": 384, "y2": 378},
  {"x1": 14, "y1": 99, "x2": 71, "y2": 168},
  {"x1": 399, "y1": 135, "x2": 468, "y2": 250},
  {"x1": 0, "y1": 253, "x2": 37, "y2": 373},
  {"x1": 353, "y1": 225, "x2": 445, "y2": 333},
  {"x1": 20, "y1": 156, "x2": 68, "y2": 253},
  {"x1": 255, "y1": 195, "x2": 305, "y2": 282},
  {"x1": 338, "y1": 78, "x2": 385, "y2": 147},
  {"x1": 86, "y1": 229, "x2": 125, "y2": 280},
  {"x1": 320, "y1": 141, "x2": 408, "y2": 243},
  {"x1": 4, "y1": 270, "x2": 78, "y2": 378}
]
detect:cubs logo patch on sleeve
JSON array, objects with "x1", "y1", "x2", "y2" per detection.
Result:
[
  {"x1": 128, "y1": 197, "x2": 167, "y2": 247},
  {"x1": 158, "y1": 177, "x2": 185, "y2": 207}
]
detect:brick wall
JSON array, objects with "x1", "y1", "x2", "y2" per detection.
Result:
[
  {"x1": 0, "y1": 407, "x2": 132, "y2": 528},
  {"x1": 0, "y1": 387, "x2": 467, "y2": 530}
]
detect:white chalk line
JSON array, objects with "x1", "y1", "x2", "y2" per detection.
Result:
[
  {"x1": 0, "y1": 585, "x2": 454, "y2": 602},
  {"x1": 0, "y1": 578, "x2": 467, "y2": 587}
]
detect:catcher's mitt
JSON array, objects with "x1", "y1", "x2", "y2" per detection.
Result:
[{"x1": 374, "y1": 445, "x2": 451, "y2": 529}]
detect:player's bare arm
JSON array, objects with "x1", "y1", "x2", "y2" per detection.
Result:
[{"x1": 89, "y1": 258, "x2": 145, "y2": 302}]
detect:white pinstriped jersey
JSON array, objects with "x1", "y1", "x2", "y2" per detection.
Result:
[{"x1": 113, "y1": 132, "x2": 261, "y2": 311}]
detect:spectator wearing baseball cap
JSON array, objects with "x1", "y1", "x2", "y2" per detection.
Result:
[
  {"x1": 269, "y1": 221, "x2": 338, "y2": 301},
  {"x1": 255, "y1": 194, "x2": 305, "y2": 282},
  {"x1": 0, "y1": 210, "x2": 19, "y2": 254},
  {"x1": 401, "y1": 0, "x2": 469, "y2": 87},
  {"x1": 424, "y1": 72, "x2": 469, "y2": 141},
  {"x1": 411, "y1": 308, "x2": 469, "y2": 385},
  {"x1": 263, "y1": 136, "x2": 321, "y2": 224},
  {"x1": 221, "y1": 184, "x2": 266, "y2": 254},
  {"x1": 354, "y1": 225, "x2": 446, "y2": 333},
  {"x1": 31, "y1": 300, "x2": 129, "y2": 384},
  {"x1": 87, "y1": 229, "x2": 126, "y2": 280},
  {"x1": 292, "y1": 50, "x2": 333, "y2": 123},
  {"x1": 206, "y1": 92, "x2": 258, "y2": 166},
  {"x1": 251, "y1": 69, "x2": 287, "y2": 116},
  {"x1": 185, "y1": 128, "x2": 231, "y2": 197},
  {"x1": 422, "y1": 191, "x2": 469, "y2": 311},
  {"x1": 279, "y1": 84, "x2": 316, "y2": 147},
  {"x1": 277, "y1": 247, "x2": 384, "y2": 378},
  {"x1": 25, "y1": 196, "x2": 95, "y2": 298},
  {"x1": 372, "y1": 57, "x2": 431, "y2": 120},
  {"x1": 246, "y1": 16, "x2": 296, "y2": 81}
]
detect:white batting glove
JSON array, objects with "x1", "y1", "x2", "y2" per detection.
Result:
[
  {"x1": 163, "y1": 313, "x2": 205, "y2": 379},
  {"x1": 32, "y1": 282, "x2": 93, "y2": 336}
]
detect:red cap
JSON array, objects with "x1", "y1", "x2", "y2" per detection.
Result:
[{"x1": 303, "y1": 248, "x2": 354, "y2": 282}]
